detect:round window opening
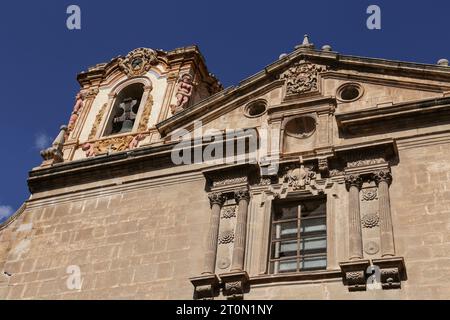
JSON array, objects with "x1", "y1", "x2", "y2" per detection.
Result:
[
  {"x1": 285, "y1": 116, "x2": 316, "y2": 138},
  {"x1": 245, "y1": 101, "x2": 267, "y2": 117},
  {"x1": 337, "y1": 83, "x2": 363, "y2": 102}
]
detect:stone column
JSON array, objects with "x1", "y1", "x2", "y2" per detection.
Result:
[
  {"x1": 374, "y1": 169, "x2": 395, "y2": 257},
  {"x1": 231, "y1": 189, "x2": 250, "y2": 272},
  {"x1": 345, "y1": 174, "x2": 363, "y2": 260},
  {"x1": 202, "y1": 192, "x2": 226, "y2": 275}
]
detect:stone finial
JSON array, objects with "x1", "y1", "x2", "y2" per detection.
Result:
[
  {"x1": 295, "y1": 34, "x2": 315, "y2": 49},
  {"x1": 279, "y1": 53, "x2": 288, "y2": 59},
  {"x1": 40, "y1": 125, "x2": 68, "y2": 165},
  {"x1": 321, "y1": 45, "x2": 332, "y2": 51},
  {"x1": 437, "y1": 59, "x2": 449, "y2": 66}
]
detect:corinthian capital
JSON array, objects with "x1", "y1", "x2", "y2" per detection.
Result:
[
  {"x1": 344, "y1": 174, "x2": 363, "y2": 191},
  {"x1": 208, "y1": 192, "x2": 226, "y2": 206},
  {"x1": 373, "y1": 169, "x2": 392, "y2": 186},
  {"x1": 234, "y1": 189, "x2": 250, "y2": 202}
]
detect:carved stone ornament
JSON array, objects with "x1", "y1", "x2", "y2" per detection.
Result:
[
  {"x1": 380, "y1": 267, "x2": 401, "y2": 289},
  {"x1": 373, "y1": 169, "x2": 392, "y2": 186},
  {"x1": 344, "y1": 174, "x2": 363, "y2": 191},
  {"x1": 234, "y1": 189, "x2": 250, "y2": 202},
  {"x1": 208, "y1": 192, "x2": 226, "y2": 206},
  {"x1": 67, "y1": 93, "x2": 85, "y2": 134},
  {"x1": 221, "y1": 207, "x2": 236, "y2": 219},
  {"x1": 284, "y1": 165, "x2": 317, "y2": 190},
  {"x1": 339, "y1": 260, "x2": 370, "y2": 292},
  {"x1": 137, "y1": 94, "x2": 153, "y2": 132},
  {"x1": 170, "y1": 73, "x2": 195, "y2": 115},
  {"x1": 119, "y1": 48, "x2": 158, "y2": 77},
  {"x1": 40, "y1": 125, "x2": 68, "y2": 165},
  {"x1": 212, "y1": 177, "x2": 247, "y2": 188},
  {"x1": 362, "y1": 188, "x2": 378, "y2": 201},
  {"x1": 361, "y1": 213, "x2": 380, "y2": 228},
  {"x1": 190, "y1": 274, "x2": 219, "y2": 300},
  {"x1": 364, "y1": 241, "x2": 380, "y2": 255},
  {"x1": 345, "y1": 149, "x2": 386, "y2": 168},
  {"x1": 220, "y1": 271, "x2": 249, "y2": 300},
  {"x1": 281, "y1": 60, "x2": 327, "y2": 96},
  {"x1": 218, "y1": 230, "x2": 235, "y2": 245},
  {"x1": 88, "y1": 103, "x2": 108, "y2": 140}
]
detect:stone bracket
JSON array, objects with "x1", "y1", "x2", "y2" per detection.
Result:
[
  {"x1": 190, "y1": 274, "x2": 220, "y2": 300},
  {"x1": 372, "y1": 257, "x2": 407, "y2": 290},
  {"x1": 219, "y1": 271, "x2": 249, "y2": 300},
  {"x1": 339, "y1": 260, "x2": 371, "y2": 292}
]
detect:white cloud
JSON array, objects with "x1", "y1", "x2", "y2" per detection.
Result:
[
  {"x1": 0, "y1": 205, "x2": 13, "y2": 220},
  {"x1": 34, "y1": 133, "x2": 51, "y2": 150}
]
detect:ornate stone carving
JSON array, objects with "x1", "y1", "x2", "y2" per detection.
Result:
[
  {"x1": 344, "y1": 174, "x2": 363, "y2": 191},
  {"x1": 364, "y1": 241, "x2": 380, "y2": 255},
  {"x1": 380, "y1": 267, "x2": 401, "y2": 289},
  {"x1": 40, "y1": 125, "x2": 68, "y2": 164},
  {"x1": 361, "y1": 213, "x2": 380, "y2": 228},
  {"x1": 344, "y1": 271, "x2": 366, "y2": 291},
  {"x1": 137, "y1": 95, "x2": 153, "y2": 132},
  {"x1": 213, "y1": 177, "x2": 247, "y2": 187},
  {"x1": 362, "y1": 188, "x2": 378, "y2": 201},
  {"x1": 218, "y1": 230, "x2": 235, "y2": 244},
  {"x1": 67, "y1": 93, "x2": 85, "y2": 135},
  {"x1": 81, "y1": 88, "x2": 99, "y2": 100},
  {"x1": 119, "y1": 48, "x2": 158, "y2": 77},
  {"x1": 221, "y1": 207, "x2": 236, "y2": 219},
  {"x1": 208, "y1": 192, "x2": 226, "y2": 206},
  {"x1": 345, "y1": 149, "x2": 386, "y2": 168},
  {"x1": 281, "y1": 60, "x2": 327, "y2": 96},
  {"x1": 318, "y1": 158, "x2": 329, "y2": 174},
  {"x1": 373, "y1": 169, "x2": 392, "y2": 186},
  {"x1": 234, "y1": 190, "x2": 250, "y2": 202},
  {"x1": 190, "y1": 274, "x2": 219, "y2": 300},
  {"x1": 88, "y1": 103, "x2": 108, "y2": 140},
  {"x1": 218, "y1": 258, "x2": 231, "y2": 270},
  {"x1": 284, "y1": 165, "x2": 316, "y2": 190},
  {"x1": 329, "y1": 169, "x2": 343, "y2": 177},
  {"x1": 170, "y1": 73, "x2": 195, "y2": 114},
  {"x1": 220, "y1": 272, "x2": 249, "y2": 299}
]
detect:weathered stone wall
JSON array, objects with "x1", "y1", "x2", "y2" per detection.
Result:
[{"x1": 0, "y1": 179, "x2": 210, "y2": 299}]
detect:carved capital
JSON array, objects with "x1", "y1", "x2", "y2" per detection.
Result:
[
  {"x1": 373, "y1": 169, "x2": 392, "y2": 186},
  {"x1": 208, "y1": 192, "x2": 226, "y2": 207},
  {"x1": 344, "y1": 174, "x2": 363, "y2": 191},
  {"x1": 234, "y1": 189, "x2": 250, "y2": 203}
]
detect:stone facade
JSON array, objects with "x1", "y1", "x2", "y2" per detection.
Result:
[{"x1": 2, "y1": 38, "x2": 450, "y2": 299}]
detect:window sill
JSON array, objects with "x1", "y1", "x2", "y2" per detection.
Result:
[{"x1": 249, "y1": 269, "x2": 342, "y2": 285}]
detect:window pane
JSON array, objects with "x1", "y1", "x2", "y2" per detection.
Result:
[
  {"x1": 300, "y1": 256, "x2": 327, "y2": 271},
  {"x1": 274, "y1": 205, "x2": 298, "y2": 221},
  {"x1": 300, "y1": 217, "x2": 326, "y2": 234},
  {"x1": 300, "y1": 236, "x2": 327, "y2": 253},
  {"x1": 279, "y1": 240, "x2": 298, "y2": 257},
  {"x1": 273, "y1": 221, "x2": 298, "y2": 239},
  {"x1": 302, "y1": 200, "x2": 326, "y2": 218},
  {"x1": 278, "y1": 259, "x2": 298, "y2": 273}
]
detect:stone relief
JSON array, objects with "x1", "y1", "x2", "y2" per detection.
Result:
[
  {"x1": 119, "y1": 48, "x2": 158, "y2": 77},
  {"x1": 361, "y1": 213, "x2": 380, "y2": 228},
  {"x1": 284, "y1": 164, "x2": 316, "y2": 190},
  {"x1": 88, "y1": 103, "x2": 108, "y2": 140},
  {"x1": 364, "y1": 241, "x2": 380, "y2": 255},
  {"x1": 67, "y1": 93, "x2": 84, "y2": 135},
  {"x1": 170, "y1": 73, "x2": 195, "y2": 115},
  {"x1": 281, "y1": 60, "x2": 327, "y2": 96},
  {"x1": 221, "y1": 206, "x2": 236, "y2": 219},
  {"x1": 218, "y1": 230, "x2": 235, "y2": 244},
  {"x1": 362, "y1": 188, "x2": 378, "y2": 201}
]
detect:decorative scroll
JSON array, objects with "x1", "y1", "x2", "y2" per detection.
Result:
[{"x1": 119, "y1": 48, "x2": 158, "y2": 77}]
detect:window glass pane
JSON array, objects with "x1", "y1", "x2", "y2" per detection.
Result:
[
  {"x1": 273, "y1": 221, "x2": 298, "y2": 239},
  {"x1": 302, "y1": 200, "x2": 326, "y2": 218},
  {"x1": 300, "y1": 236, "x2": 327, "y2": 252},
  {"x1": 274, "y1": 205, "x2": 298, "y2": 221},
  {"x1": 278, "y1": 259, "x2": 298, "y2": 273},
  {"x1": 300, "y1": 217, "x2": 326, "y2": 234},
  {"x1": 300, "y1": 256, "x2": 327, "y2": 271},
  {"x1": 279, "y1": 240, "x2": 298, "y2": 257}
]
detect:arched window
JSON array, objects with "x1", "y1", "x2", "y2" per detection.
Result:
[{"x1": 103, "y1": 83, "x2": 145, "y2": 136}]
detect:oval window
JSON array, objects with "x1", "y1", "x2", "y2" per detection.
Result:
[
  {"x1": 285, "y1": 116, "x2": 316, "y2": 138},
  {"x1": 244, "y1": 100, "x2": 267, "y2": 118},
  {"x1": 337, "y1": 83, "x2": 363, "y2": 102}
]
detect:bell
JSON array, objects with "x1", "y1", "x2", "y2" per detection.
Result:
[{"x1": 118, "y1": 119, "x2": 134, "y2": 133}]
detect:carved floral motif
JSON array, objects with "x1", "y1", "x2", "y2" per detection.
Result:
[
  {"x1": 88, "y1": 103, "x2": 108, "y2": 140},
  {"x1": 281, "y1": 60, "x2": 327, "y2": 96},
  {"x1": 361, "y1": 213, "x2": 380, "y2": 228},
  {"x1": 221, "y1": 207, "x2": 236, "y2": 219},
  {"x1": 218, "y1": 230, "x2": 235, "y2": 244}
]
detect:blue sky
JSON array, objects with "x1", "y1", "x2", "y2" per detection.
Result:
[{"x1": 0, "y1": 0, "x2": 448, "y2": 221}]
